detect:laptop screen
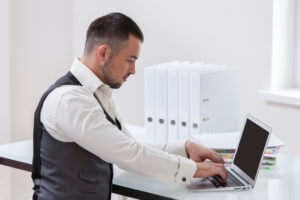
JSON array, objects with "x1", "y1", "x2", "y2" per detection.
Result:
[{"x1": 233, "y1": 118, "x2": 269, "y2": 180}]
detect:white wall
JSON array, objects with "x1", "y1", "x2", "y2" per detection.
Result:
[
  {"x1": 9, "y1": 0, "x2": 72, "y2": 199},
  {"x1": 0, "y1": 0, "x2": 11, "y2": 145},
  {"x1": 10, "y1": 0, "x2": 73, "y2": 141},
  {"x1": 72, "y1": 0, "x2": 300, "y2": 156},
  {"x1": 0, "y1": 0, "x2": 12, "y2": 199}
]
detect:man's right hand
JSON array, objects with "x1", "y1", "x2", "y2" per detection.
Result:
[{"x1": 193, "y1": 162, "x2": 228, "y2": 182}]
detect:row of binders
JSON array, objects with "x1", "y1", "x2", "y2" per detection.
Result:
[{"x1": 144, "y1": 61, "x2": 240, "y2": 143}]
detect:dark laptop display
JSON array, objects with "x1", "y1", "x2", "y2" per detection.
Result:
[
  {"x1": 233, "y1": 119, "x2": 269, "y2": 179},
  {"x1": 189, "y1": 114, "x2": 271, "y2": 191}
]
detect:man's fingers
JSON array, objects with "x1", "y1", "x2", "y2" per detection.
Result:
[
  {"x1": 212, "y1": 163, "x2": 227, "y2": 181},
  {"x1": 194, "y1": 162, "x2": 228, "y2": 181},
  {"x1": 206, "y1": 151, "x2": 224, "y2": 164}
]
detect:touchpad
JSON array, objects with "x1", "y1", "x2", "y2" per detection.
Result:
[{"x1": 188, "y1": 178, "x2": 216, "y2": 190}]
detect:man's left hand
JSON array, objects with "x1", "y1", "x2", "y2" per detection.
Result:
[{"x1": 185, "y1": 140, "x2": 224, "y2": 164}]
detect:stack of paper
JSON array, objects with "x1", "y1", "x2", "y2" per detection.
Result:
[
  {"x1": 192, "y1": 132, "x2": 285, "y2": 170},
  {"x1": 144, "y1": 61, "x2": 240, "y2": 143},
  {"x1": 262, "y1": 146, "x2": 281, "y2": 170}
]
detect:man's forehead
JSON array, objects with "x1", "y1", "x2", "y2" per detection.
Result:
[
  {"x1": 124, "y1": 45, "x2": 141, "y2": 58},
  {"x1": 118, "y1": 34, "x2": 141, "y2": 57}
]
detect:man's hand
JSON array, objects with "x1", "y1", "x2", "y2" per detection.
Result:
[
  {"x1": 194, "y1": 162, "x2": 227, "y2": 181},
  {"x1": 185, "y1": 140, "x2": 227, "y2": 181},
  {"x1": 185, "y1": 140, "x2": 223, "y2": 163}
]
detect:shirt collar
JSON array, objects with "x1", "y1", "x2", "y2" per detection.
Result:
[{"x1": 70, "y1": 58, "x2": 111, "y2": 94}]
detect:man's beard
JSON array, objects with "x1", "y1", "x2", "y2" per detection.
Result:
[{"x1": 101, "y1": 60, "x2": 122, "y2": 89}]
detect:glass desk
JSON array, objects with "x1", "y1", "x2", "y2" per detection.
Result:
[{"x1": 0, "y1": 140, "x2": 299, "y2": 200}]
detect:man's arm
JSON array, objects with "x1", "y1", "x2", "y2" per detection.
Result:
[
  {"x1": 50, "y1": 87, "x2": 196, "y2": 184},
  {"x1": 118, "y1": 117, "x2": 227, "y2": 181}
]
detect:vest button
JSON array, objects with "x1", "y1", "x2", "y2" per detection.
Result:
[{"x1": 182, "y1": 177, "x2": 186, "y2": 182}]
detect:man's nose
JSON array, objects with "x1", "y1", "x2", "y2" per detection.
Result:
[{"x1": 129, "y1": 63, "x2": 136, "y2": 75}]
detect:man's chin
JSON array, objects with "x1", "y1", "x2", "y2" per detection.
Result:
[{"x1": 109, "y1": 82, "x2": 122, "y2": 89}]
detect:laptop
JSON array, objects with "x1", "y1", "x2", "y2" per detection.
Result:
[{"x1": 188, "y1": 113, "x2": 272, "y2": 191}]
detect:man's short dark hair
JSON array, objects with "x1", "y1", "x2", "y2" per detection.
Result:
[{"x1": 84, "y1": 12, "x2": 144, "y2": 55}]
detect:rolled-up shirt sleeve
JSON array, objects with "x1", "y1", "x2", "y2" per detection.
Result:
[{"x1": 54, "y1": 88, "x2": 197, "y2": 184}]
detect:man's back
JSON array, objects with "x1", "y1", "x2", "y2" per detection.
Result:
[{"x1": 32, "y1": 72, "x2": 116, "y2": 200}]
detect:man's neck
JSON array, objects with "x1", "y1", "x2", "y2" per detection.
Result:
[{"x1": 80, "y1": 56, "x2": 107, "y2": 85}]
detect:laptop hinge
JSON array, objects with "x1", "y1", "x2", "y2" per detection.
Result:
[{"x1": 230, "y1": 168, "x2": 251, "y2": 186}]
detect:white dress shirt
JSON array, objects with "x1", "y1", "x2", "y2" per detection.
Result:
[{"x1": 40, "y1": 58, "x2": 197, "y2": 184}]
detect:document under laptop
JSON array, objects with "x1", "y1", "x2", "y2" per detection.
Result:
[{"x1": 188, "y1": 114, "x2": 272, "y2": 191}]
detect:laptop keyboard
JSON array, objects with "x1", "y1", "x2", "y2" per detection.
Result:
[{"x1": 207, "y1": 171, "x2": 244, "y2": 187}]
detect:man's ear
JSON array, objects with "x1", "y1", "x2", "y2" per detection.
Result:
[{"x1": 96, "y1": 44, "x2": 112, "y2": 64}]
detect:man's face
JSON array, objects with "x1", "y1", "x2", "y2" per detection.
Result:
[{"x1": 101, "y1": 34, "x2": 141, "y2": 89}]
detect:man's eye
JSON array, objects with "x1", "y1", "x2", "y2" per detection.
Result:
[{"x1": 127, "y1": 60, "x2": 134, "y2": 63}]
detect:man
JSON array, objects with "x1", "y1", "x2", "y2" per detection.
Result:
[{"x1": 32, "y1": 12, "x2": 227, "y2": 200}]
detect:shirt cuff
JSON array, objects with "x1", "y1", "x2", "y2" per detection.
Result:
[
  {"x1": 164, "y1": 140, "x2": 189, "y2": 158},
  {"x1": 175, "y1": 156, "x2": 197, "y2": 184}
]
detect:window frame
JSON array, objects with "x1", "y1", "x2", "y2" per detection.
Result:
[{"x1": 260, "y1": 0, "x2": 300, "y2": 106}]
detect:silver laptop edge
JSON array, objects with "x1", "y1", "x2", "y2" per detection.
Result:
[
  {"x1": 189, "y1": 113, "x2": 272, "y2": 191},
  {"x1": 230, "y1": 113, "x2": 272, "y2": 188}
]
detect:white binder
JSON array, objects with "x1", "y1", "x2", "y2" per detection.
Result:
[
  {"x1": 144, "y1": 61, "x2": 179, "y2": 143},
  {"x1": 155, "y1": 62, "x2": 184, "y2": 143},
  {"x1": 199, "y1": 68, "x2": 240, "y2": 134},
  {"x1": 144, "y1": 64, "x2": 157, "y2": 142},
  {"x1": 177, "y1": 63, "x2": 206, "y2": 140},
  {"x1": 188, "y1": 65, "x2": 228, "y2": 136},
  {"x1": 166, "y1": 62, "x2": 191, "y2": 142},
  {"x1": 189, "y1": 69, "x2": 201, "y2": 136}
]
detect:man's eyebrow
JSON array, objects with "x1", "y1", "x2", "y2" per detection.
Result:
[{"x1": 129, "y1": 55, "x2": 138, "y2": 59}]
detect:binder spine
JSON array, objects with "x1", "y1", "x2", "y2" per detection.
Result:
[
  {"x1": 144, "y1": 67, "x2": 156, "y2": 142},
  {"x1": 167, "y1": 69, "x2": 179, "y2": 141}
]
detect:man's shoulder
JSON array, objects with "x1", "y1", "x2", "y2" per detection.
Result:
[
  {"x1": 43, "y1": 85, "x2": 93, "y2": 109},
  {"x1": 51, "y1": 84, "x2": 86, "y2": 96},
  {"x1": 40, "y1": 84, "x2": 98, "y2": 141},
  {"x1": 41, "y1": 84, "x2": 95, "y2": 125}
]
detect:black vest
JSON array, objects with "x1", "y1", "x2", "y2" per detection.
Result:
[{"x1": 32, "y1": 71, "x2": 121, "y2": 200}]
